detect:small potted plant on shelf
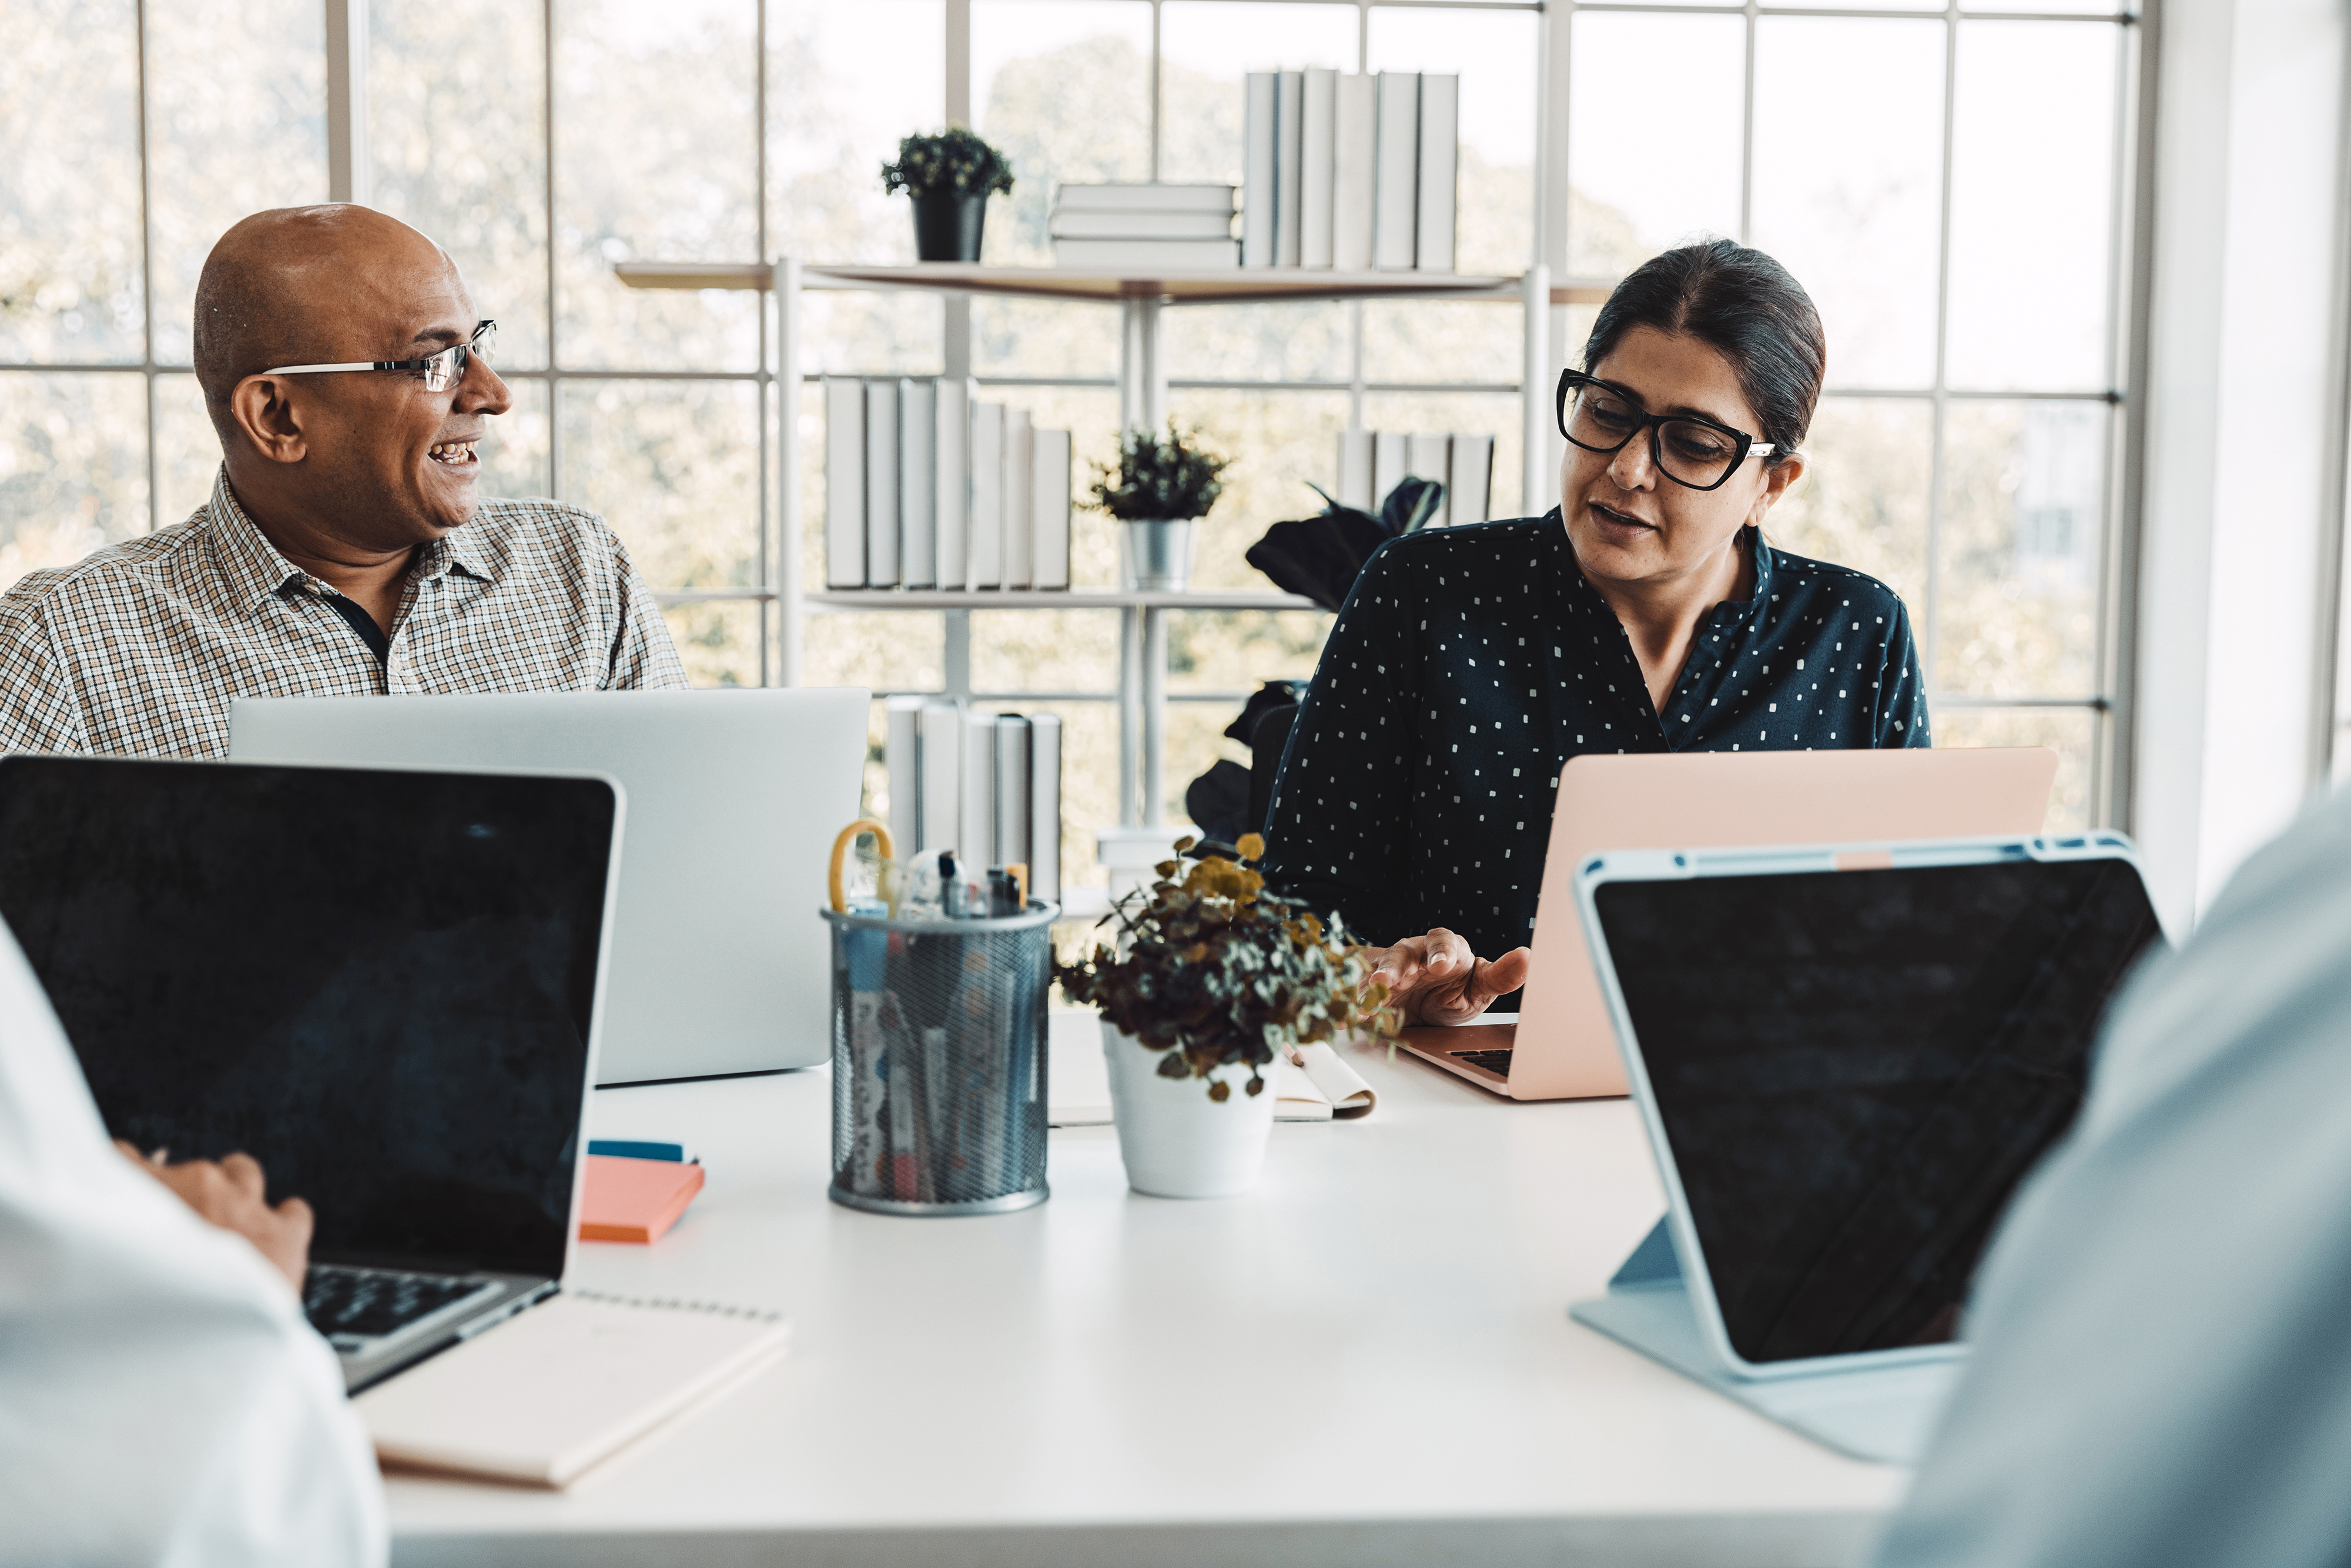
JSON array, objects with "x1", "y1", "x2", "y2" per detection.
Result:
[
  {"x1": 1090, "y1": 422, "x2": 1233, "y2": 592},
  {"x1": 1056, "y1": 834, "x2": 1393, "y2": 1198},
  {"x1": 881, "y1": 126, "x2": 1016, "y2": 263}
]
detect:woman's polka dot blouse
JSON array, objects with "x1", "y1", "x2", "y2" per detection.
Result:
[{"x1": 1259, "y1": 510, "x2": 1931, "y2": 971}]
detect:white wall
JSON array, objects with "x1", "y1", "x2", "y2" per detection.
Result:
[{"x1": 2133, "y1": 0, "x2": 2350, "y2": 934}]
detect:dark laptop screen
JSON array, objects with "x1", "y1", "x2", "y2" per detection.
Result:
[
  {"x1": 0, "y1": 756, "x2": 617, "y2": 1280},
  {"x1": 1592, "y1": 855, "x2": 2163, "y2": 1365}
]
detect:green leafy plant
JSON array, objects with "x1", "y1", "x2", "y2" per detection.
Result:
[
  {"x1": 1089, "y1": 422, "x2": 1233, "y2": 522},
  {"x1": 1056, "y1": 833, "x2": 1397, "y2": 1102},
  {"x1": 880, "y1": 126, "x2": 1016, "y2": 200}
]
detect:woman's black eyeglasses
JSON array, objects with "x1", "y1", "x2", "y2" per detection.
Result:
[{"x1": 1555, "y1": 368, "x2": 1779, "y2": 492}]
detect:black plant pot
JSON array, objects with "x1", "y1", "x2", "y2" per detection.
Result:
[{"x1": 912, "y1": 190, "x2": 987, "y2": 263}]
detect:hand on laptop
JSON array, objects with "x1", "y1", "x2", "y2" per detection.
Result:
[
  {"x1": 1365, "y1": 930, "x2": 1531, "y2": 1026},
  {"x1": 115, "y1": 1143, "x2": 313, "y2": 1296}
]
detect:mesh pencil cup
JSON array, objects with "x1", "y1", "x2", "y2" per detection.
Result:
[{"x1": 822, "y1": 900, "x2": 1055, "y2": 1215}]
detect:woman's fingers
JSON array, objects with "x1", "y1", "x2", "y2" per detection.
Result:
[{"x1": 1468, "y1": 946, "x2": 1533, "y2": 1009}]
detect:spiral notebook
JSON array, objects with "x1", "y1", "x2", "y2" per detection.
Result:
[{"x1": 356, "y1": 1290, "x2": 791, "y2": 1488}]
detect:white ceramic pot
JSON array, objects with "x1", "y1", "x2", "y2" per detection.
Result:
[{"x1": 1100, "y1": 1019, "x2": 1276, "y2": 1198}]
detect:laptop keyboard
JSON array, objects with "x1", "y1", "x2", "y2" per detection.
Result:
[
  {"x1": 304, "y1": 1263, "x2": 500, "y2": 1352},
  {"x1": 1449, "y1": 1047, "x2": 1515, "y2": 1074}
]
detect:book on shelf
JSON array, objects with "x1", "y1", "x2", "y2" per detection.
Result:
[
  {"x1": 1300, "y1": 66, "x2": 1338, "y2": 269},
  {"x1": 823, "y1": 376, "x2": 864, "y2": 588},
  {"x1": 1275, "y1": 69, "x2": 1304, "y2": 269},
  {"x1": 1332, "y1": 72, "x2": 1376, "y2": 271},
  {"x1": 1050, "y1": 236, "x2": 1240, "y2": 269},
  {"x1": 885, "y1": 701, "x2": 1063, "y2": 906},
  {"x1": 863, "y1": 380, "x2": 900, "y2": 587},
  {"x1": 1056, "y1": 182, "x2": 1235, "y2": 213},
  {"x1": 1408, "y1": 432, "x2": 1451, "y2": 524},
  {"x1": 967, "y1": 401, "x2": 1004, "y2": 589},
  {"x1": 1415, "y1": 73, "x2": 1459, "y2": 276},
  {"x1": 1049, "y1": 208, "x2": 1235, "y2": 240},
  {"x1": 1341, "y1": 428, "x2": 1498, "y2": 524},
  {"x1": 898, "y1": 378, "x2": 936, "y2": 589},
  {"x1": 936, "y1": 377, "x2": 970, "y2": 589},
  {"x1": 1372, "y1": 72, "x2": 1420, "y2": 270},
  {"x1": 1002, "y1": 407, "x2": 1034, "y2": 589},
  {"x1": 1033, "y1": 429, "x2": 1073, "y2": 591},
  {"x1": 1242, "y1": 71, "x2": 1277, "y2": 268}
]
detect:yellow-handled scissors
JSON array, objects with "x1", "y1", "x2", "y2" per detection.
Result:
[{"x1": 828, "y1": 819, "x2": 897, "y2": 914}]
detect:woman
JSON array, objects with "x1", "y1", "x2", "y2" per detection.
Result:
[{"x1": 1260, "y1": 239, "x2": 1928, "y2": 1024}]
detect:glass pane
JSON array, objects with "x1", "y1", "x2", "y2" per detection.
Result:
[
  {"x1": 1365, "y1": 7, "x2": 1538, "y2": 278},
  {"x1": 554, "y1": 0, "x2": 760, "y2": 371},
  {"x1": 1166, "y1": 608, "x2": 1329, "y2": 695},
  {"x1": 972, "y1": 607, "x2": 1120, "y2": 693},
  {"x1": 662, "y1": 598, "x2": 764, "y2": 688},
  {"x1": 481, "y1": 374, "x2": 552, "y2": 500},
  {"x1": 1358, "y1": 387, "x2": 1526, "y2": 520},
  {"x1": 1164, "y1": 300, "x2": 1350, "y2": 383},
  {"x1": 1157, "y1": 2, "x2": 1361, "y2": 189},
  {"x1": 369, "y1": 0, "x2": 550, "y2": 370},
  {"x1": 1751, "y1": 18, "x2": 1944, "y2": 388},
  {"x1": 1766, "y1": 394, "x2": 1932, "y2": 607},
  {"x1": 1166, "y1": 386, "x2": 1352, "y2": 588},
  {"x1": 1568, "y1": 12, "x2": 1743, "y2": 282},
  {"x1": 1945, "y1": 23, "x2": 2119, "y2": 392},
  {"x1": 0, "y1": 371, "x2": 149, "y2": 592},
  {"x1": 1361, "y1": 297, "x2": 1522, "y2": 397},
  {"x1": 560, "y1": 377, "x2": 762, "y2": 590},
  {"x1": 0, "y1": 0, "x2": 145, "y2": 363},
  {"x1": 1936, "y1": 398, "x2": 2106, "y2": 699},
  {"x1": 805, "y1": 609, "x2": 945, "y2": 691},
  {"x1": 1930, "y1": 707, "x2": 2098, "y2": 833},
  {"x1": 973, "y1": 0, "x2": 1153, "y2": 267},
  {"x1": 152, "y1": 371, "x2": 219, "y2": 524},
  {"x1": 770, "y1": 0, "x2": 945, "y2": 375},
  {"x1": 146, "y1": 0, "x2": 328, "y2": 367},
  {"x1": 972, "y1": 296, "x2": 1120, "y2": 381}
]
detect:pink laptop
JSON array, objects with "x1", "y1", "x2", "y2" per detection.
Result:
[{"x1": 1397, "y1": 748, "x2": 2059, "y2": 1101}]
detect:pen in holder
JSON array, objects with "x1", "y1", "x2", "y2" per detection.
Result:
[{"x1": 825, "y1": 820, "x2": 1055, "y2": 1216}]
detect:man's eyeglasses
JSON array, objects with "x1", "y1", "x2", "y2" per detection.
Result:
[
  {"x1": 1556, "y1": 368, "x2": 1778, "y2": 492},
  {"x1": 265, "y1": 320, "x2": 498, "y2": 394}
]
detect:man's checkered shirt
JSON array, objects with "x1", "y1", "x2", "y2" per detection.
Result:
[{"x1": 0, "y1": 466, "x2": 690, "y2": 759}]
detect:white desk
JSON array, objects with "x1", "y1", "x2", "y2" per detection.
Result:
[{"x1": 388, "y1": 1018, "x2": 1909, "y2": 1567}]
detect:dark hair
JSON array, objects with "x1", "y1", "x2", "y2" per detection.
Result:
[{"x1": 1581, "y1": 239, "x2": 1826, "y2": 465}]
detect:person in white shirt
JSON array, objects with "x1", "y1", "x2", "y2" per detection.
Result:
[
  {"x1": 1872, "y1": 783, "x2": 2351, "y2": 1567},
  {"x1": 0, "y1": 921, "x2": 384, "y2": 1567}
]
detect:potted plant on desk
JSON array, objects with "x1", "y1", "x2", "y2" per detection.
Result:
[
  {"x1": 882, "y1": 126, "x2": 1016, "y2": 262},
  {"x1": 1056, "y1": 834, "x2": 1392, "y2": 1198},
  {"x1": 1091, "y1": 423, "x2": 1232, "y2": 593}
]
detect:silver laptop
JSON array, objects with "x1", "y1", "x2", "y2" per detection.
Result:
[
  {"x1": 230, "y1": 688, "x2": 868, "y2": 1085},
  {"x1": 0, "y1": 755, "x2": 625, "y2": 1392},
  {"x1": 1568, "y1": 833, "x2": 2165, "y2": 1462}
]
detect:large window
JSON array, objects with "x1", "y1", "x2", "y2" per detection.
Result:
[{"x1": 2, "y1": 0, "x2": 2139, "y2": 884}]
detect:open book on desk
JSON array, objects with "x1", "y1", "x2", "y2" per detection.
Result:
[{"x1": 1046, "y1": 1010, "x2": 1376, "y2": 1125}]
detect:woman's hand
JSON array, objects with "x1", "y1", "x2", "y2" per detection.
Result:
[
  {"x1": 116, "y1": 1142, "x2": 314, "y2": 1296},
  {"x1": 1364, "y1": 929, "x2": 1532, "y2": 1026}
]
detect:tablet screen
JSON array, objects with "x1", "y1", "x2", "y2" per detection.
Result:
[
  {"x1": 1592, "y1": 855, "x2": 2163, "y2": 1364},
  {"x1": 0, "y1": 756, "x2": 615, "y2": 1280}
]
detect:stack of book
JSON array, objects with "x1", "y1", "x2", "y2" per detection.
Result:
[
  {"x1": 1050, "y1": 184, "x2": 1239, "y2": 270},
  {"x1": 884, "y1": 699, "x2": 1063, "y2": 907},
  {"x1": 1243, "y1": 68, "x2": 1458, "y2": 272},
  {"x1": 824, "y1": 377, "x2": 1073, "y2": 591},
  {"x1": 1337, "y1": 429, "x2": 1495, "y2": 525}
]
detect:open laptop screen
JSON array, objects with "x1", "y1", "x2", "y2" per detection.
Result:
[
  {"x1": 1592, "y1": 855, "x2": 2162, "y2": 1365},
  {"x1": 0, "y1": 756, "x2": 617, "y2": 1281}
]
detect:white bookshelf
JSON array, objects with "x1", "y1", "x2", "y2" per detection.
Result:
[{"x1": 616, "y1": 258, "x2": 1603, "y2": 825}]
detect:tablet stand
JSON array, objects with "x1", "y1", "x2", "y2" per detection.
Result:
[{"x1": 1569, "y1": 1218, "x2": 1964, "y2": 1465}]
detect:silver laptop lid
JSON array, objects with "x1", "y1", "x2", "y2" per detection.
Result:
[
  {"x1": 0, "y1": 755, "x2": 625, "y2": 1285},
  {"x1": 228, "y1": 689, "x2": 868, "y2": 1084},
  {"x1": 1575, "y1": 835, "x2": 2165, "y2": 1379}
]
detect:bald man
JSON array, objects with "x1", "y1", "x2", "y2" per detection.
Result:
[{"x1": 0, "y1": 206, "x2": 686, "y2": 758}]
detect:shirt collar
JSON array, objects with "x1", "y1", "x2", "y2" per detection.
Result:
[{"x1": 203, "y1": 465, "x2": 501, "y2": 603}]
